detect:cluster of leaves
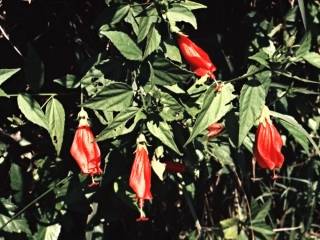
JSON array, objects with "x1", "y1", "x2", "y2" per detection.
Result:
[{"x1": 0, "y1": 0, "x2": 319, "y2": 239}]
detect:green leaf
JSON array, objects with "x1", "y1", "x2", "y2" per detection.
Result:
[
  {"x1": 96, "y1": 107, "x2": 146, "y2": 141},
  {"x1": 24, "y1": 44, "x2": 45, "y2": 91},
  {"x1": 17, "y1": 94, "x2": 48, "y2": 130},
  {"x1": 208, "y1": 143, "x2": 234, "y2": 167},
  {"x1": 280, "y1": 119, "x2": 309, "y2": 152},
  {"x1": 125, "y1": 8, "x2": 140, "y2": 36},
  {"x1": 179, "y1": 1, "x2": 207, "y2": 10},
  {"x1": 163, "y1": 41, "x2": 182, "y2": 63},
  {"x1": 137, "y1": 15, "x2": 158, "y2": 43},
  {"x1": 53, "y1": 74, "x2": 80, "y2": 89},
  {"x1": 144, "y1": 26, "x2": 161, "y2": 58},
  {"x1": 303, "y1": 52, "x2": 320, "y2": 68},
  {"x1": 45, "y1": 98, "x2": 65, "y2": 155},
  {"x1": 220, "y1": 218, "x2": 239, "y2": 239},
  {"x1": 252, "y1": 200, "x2": 271, "y2": 223},
  {"x1": 297, "y1": 0, "x2": 307, "y2": 30},
  {"x1": 185, "y1": 83, "x2": 236, "y2": 146},
  {"x1": 0, "y1": 214, "x2": 31, "y2": 235},
  {"x1": 151, "y1": 57, "x2": 193, "y2": 85},
  {"x1": 10, "y1": 163, "x2": 23, "y2": 203},
  {"x1": 33, "y1": 224, "x2": 61, "y2": 240},
  {"x1": 249, "y1": 51, "x2": 269, "y2": 67},
  {"x1": 295, "y1": 32, "x2": 311, "y2": 58},
  {"x1": 159, "y1": 91, "x2": 184, "y2": 122},
  {"x1": 0, "y1": 68, "x2": 20, "y2": 86},
  {"x1": 270, "y1": 111, "x2": 320, "y2": 156},
  {"x1": 167, "y1": 6, "x2": 197, "y2": 29},
  {"x1": 147, "y1": 121, "x2": 182, "y2": 155},
  {"x1": 111, "y1": 5, "x2": 130, "y2": 25},
  {"x1": 83, "y1": 82, "x2": 133, "y2": 111},
  {"x1": 238, "y1": 71, "x2": 271, "y2": 146},
  {"x1": 99, "y1": 30, "x2": 142, "y2": 61},
  {"x1": 250, "y1": 224, "x2": 274, "y2": 240},
  {"x1": 0, "y1": 88, "x2": 8, "y2": 98}
]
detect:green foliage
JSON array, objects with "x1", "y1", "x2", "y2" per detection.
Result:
[{"x1": 0, "y1": 0, "x2": 319, "y2": 239}]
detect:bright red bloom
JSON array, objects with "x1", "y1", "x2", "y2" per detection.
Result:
[
  {"x1": 70, "y1": 110, "x2": 102, "y2": 176},
  {"x1": 177, "y1": 34, "x2": 216, "y2": 79},
  {"x1": 254, "y1": 112, "x2": 284, "y2": 170},
  {"x1": 207, "y1": 123, "x2": 224, "y2": 138},
  {"x1": 129, "y1": 134, "x2": 152, "y2": 221}
]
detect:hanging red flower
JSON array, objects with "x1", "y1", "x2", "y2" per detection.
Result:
[
  {"x1": 207, "y1": 123, "x2": 224, "y2": 138},
  {"x1": 254, "y1": 106, "x2": 284, "y2": 170},
  {"x1": 177, "y1": 33, "x2": 216, "y2": 79},
  {"x1": 70, "y1": 109, "x2": 102, "y2": 177},
  {"x1": 129, "y1": 134, "x2": 152, "y2": 221},
  {"x1": 165, "y1": 161, "x2": 186, "y2": 173}
]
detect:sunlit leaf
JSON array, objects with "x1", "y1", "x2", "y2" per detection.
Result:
[
  {"x1": 45, "y1": 98, "x2": 65, "y2": 155},
  {"x1": 33, "y1": 224, "x2": 61, "y2": 240},
  {"x1": 0, "y1": 68, "x2": 20, "y2": 86},
  {"x1": 96, "y1": 107, "x2": 145, "y2": 141},
  {"x1": 185, "y1": 83, "x2": 236, "y2": 146},
  {"x1": 303, "y1": 52, "x2": 320, "y2": 68},
  {"x1": 144, "y1": 26, "x2": 161, "y2": 58},
  {"x1": 17, "y1": 94, "x2": 48, "y2": 130},
  {"x1": 99, "y1": 30, "x2": 142, "y2": 61},
  {"x1": 83, "y1": 82, "x2": 133, "y2": 111},
  {"x1": 147, "y1": 121, "x2": 182, "y2": 155},
  {"x1": 167, "y1": 6, "x2": 197, "y2": 29},
  {"x1": 238, "y1": 71, "x2": 271, "y2": 146},
  {"x1": 0, "y1": 214, "x2": 31, "y2": 235}
]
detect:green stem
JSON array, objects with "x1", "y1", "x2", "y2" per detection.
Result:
[
  {"x1": 224, "y1": 69, "x2": 264, "y2": 83},
  {"x1": 0, "y1": 174, "x2": 73, "y2": 231},
  {"x1": 6, "y1": 93, "x2": 58, "y2": 98},
  {"x1": 274, "y1": 70, "x2": 320, "y2": 85},
  {"x1": 41, "y1": 95, "x2": 55, "y2": 109}
]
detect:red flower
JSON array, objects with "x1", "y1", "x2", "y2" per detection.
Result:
[
  {"x1": 129, "y1": 134, "x2": 152, "y2": 221},
  {"x1": 70, "y1": 109, "x2": 102, "y2": 176},
  {"x1": 207, "y1": 123, "x2": 224, "y2": 138},
  {"x1": 177, "y1": 34, "x2": 216, "y2": 79},
  {"x1": 165, "y1": 161, "x2": 186, "y2": 173},
  {"x1": 254, "y1": 107, "x2": 284, "y2": 170}
]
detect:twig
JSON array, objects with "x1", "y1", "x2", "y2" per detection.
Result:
[
  {"x1": 0, "y1": 25, "x2": 23, "y2": 57},
  {"x1": 0, "y1": 174, "x2": 73, "y2": 231},
  {"x1": 275, "y1": 70, "x2": 320, "y2": 85},
  {"x1": 224, "y1": 69, "x2": 265, "y2": 83},
  {"x1": 273, "y1": 225, "x2": 303, "y2": 232},
  {"x1": 232, "y1": 167, "x2": 255, "y2": 240}
]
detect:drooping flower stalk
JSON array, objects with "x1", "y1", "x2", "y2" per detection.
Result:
[
  {"x1": 129, "y1": 134, "x2": 152, "y2": 221},
  {"x1": 70, "y1": 109, "x2": 102, "y2": 185},
  {"x1": 177, "y1": 33, "x2": 216, "y2": 79},
  {"x1": 254, "y1": 106, "x2": 284, "y2": 171}
]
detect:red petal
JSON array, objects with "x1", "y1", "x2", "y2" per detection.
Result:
[
  {"x1": 254, "y1": 123, "x2": 275, "y2": 170},
  {"x1": 269, "y1": 123, "x2": 284, "y2": 168},
  {"x1": 207, "y1": 123, "x2": 224, "y2": 138},
  {"x1": 254, "y1": 121, "x2": 284, "y2": 170},
  {"x1": 177, "y1": 35, "x2": 216, "y2": 77},
  {"x1": 129, "y1": 146, "x2": 152, "y2": 201},
  {"x1": 70, "y1": 126, "x2": 102, "y2": 175}
]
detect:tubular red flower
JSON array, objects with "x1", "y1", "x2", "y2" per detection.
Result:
[
  {"x1": 165, "y1": 161, "x2": 186, "y2": 173},
  {"x1": 177, "y1": 34, "x2": 216, "y2": 79},
  {"x1": 70, "y1": 110, "x2": 102, "y2": 176},
  {"x1": 254, "y1": 120, "x2": 284, "y2": 170},
  {"x1": 129, "y1": 135, "x2": 152, "y2": 221},
  {"x1": 207, "y1": 123, "x2": 224, "y2": 138}
]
